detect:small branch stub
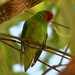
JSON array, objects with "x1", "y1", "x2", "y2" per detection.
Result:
[{"x1": 0, "y1": 0, "x2": 44, "y2": 24}]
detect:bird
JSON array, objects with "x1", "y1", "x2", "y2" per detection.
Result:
[{"x1": 21, "y1": 10, "x2": 54, "y2": 72}]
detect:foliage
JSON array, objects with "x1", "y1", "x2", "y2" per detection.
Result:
[{"x1": 0, "y1": 0, "x2": 75, "y2": 75}]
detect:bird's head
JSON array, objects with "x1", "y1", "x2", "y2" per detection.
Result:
[
  {"x1": 35, "y1": 10, "x2": 54, "y2": 24},
  {"x1": 44, "y1": 11, "x2": 54, "y2": 24}
]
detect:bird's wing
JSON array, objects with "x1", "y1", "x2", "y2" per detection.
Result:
[
  {"x1": 20, "y1": 22, "x2": 28, "y2": 63},
  {"x1": 31, "y1": 33, "x2": 48, "y2": 67}
]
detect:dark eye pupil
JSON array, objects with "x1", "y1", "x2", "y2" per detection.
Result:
[{"x1": 47, "y1": 16, "x2": 52, "y2": 21}]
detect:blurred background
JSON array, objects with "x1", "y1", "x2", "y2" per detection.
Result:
[{"x1": 0, "y1": 0, "x2": 75, "y2": 75}]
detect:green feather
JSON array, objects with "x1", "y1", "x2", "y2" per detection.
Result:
[{"x1": 21, "y1": 10, "x2": 50, "y2": 71}]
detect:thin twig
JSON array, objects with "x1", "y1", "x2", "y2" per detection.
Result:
[
  {"x1": 42, "y1": 41, "x2": 71, "y2": 75},
  {"x1": 38, "y1": 59, "x2": 61, "y2": 73},
  {"x1": 53, "y1": 26, "x2": 70, "y2": 38},
  {"x1": 39, "y1": 60, "x2": 68, "y2": 75},
  {"x1": 59, "y1": 40, "x2": 71, "y2": 65},
  {"x1": 41, "y1": 63, "x2": 68, "y2": 75},
  {"x1": 0, "y1": 38, "x2": 70, "y2": 60},
  {"x1": 0, "y1": 40, "x2": 62, "y2": 73},
  {"x1": 0, "y1": 40, "x2": 21, "y2": 53},
  {"x1": 42, "y1": 65, "x2": 61, "y2": 75},
  {"x1": 51, "y1": 21, "x2": 71, "y2": 30},
  {"x1": 0, "y1": 40, "x2": 63, "y2": 74},
  {"x1": 0, "y1": 33, "x2": 72, "y2": 57},
  {"x1": 0, "y1": 38, "x2": 70, "y2": 74},
  {"x1": 23, "y1": 11, "x2": 71, "y2": 30}
]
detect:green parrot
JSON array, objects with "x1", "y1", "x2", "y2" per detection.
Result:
[{"x1": 21, "y1": 10, "x2": 54, "y2": 72}]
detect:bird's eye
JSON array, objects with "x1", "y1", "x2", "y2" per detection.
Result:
[
  {"x1": 44, "y1": 12, "x2": 54, "y2": 23},
  {"x1": 47, "y1": 16, "x2": 52, "y2": 21}
]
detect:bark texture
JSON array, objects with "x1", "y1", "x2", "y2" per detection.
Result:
[
  {"x1": 0, "y1": 0, "x2": 44, "y2": 24},
  {"x1": 59, "y1": 57, "x2": 75, "y2": 75}
]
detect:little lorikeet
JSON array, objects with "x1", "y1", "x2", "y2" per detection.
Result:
[{"x1": 21, "y1": 10, "x2": 54, "y2": 72}]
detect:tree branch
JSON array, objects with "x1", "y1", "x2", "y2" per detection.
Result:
[
  {"x1": 0, "y1": 32, "x2": 72, "y2": 58},
  {"x1": 0, "y1": 0, "x2": 44, "y2": 24}
]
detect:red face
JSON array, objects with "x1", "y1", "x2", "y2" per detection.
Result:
[{"x1": 44, "y1": 12, "x2": 54, "y2": 24}]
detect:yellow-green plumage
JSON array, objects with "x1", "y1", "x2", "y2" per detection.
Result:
[{"x1": 21, "y1": 10, "x2": 53, "y2": 71}]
